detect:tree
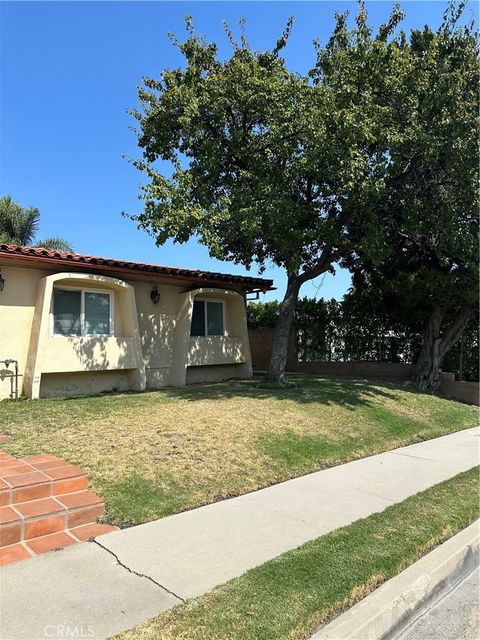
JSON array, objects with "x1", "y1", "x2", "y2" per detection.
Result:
[
  {"x1": 0, "y1": 196, "x2": 73, "y2": 252},
  {"x1": 0, "y1": 196, "x2": 40, "y2": 246},
  {"x1": 129, "y1": 3, "x2": 477, "y2": 388},
  {"x1": 128, "y1": 10, "x2": 406, "y2": 383},
  {"x1": 341, "y1": 1, "x2": 479, "y2": 391}
]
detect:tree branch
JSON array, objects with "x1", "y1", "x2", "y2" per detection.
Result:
[{"x1": 439, "y1": 303, "x2": 474, "y2": 359}]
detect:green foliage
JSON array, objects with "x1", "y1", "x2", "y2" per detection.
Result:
[
  {"x1": 35, "y1": 236, "x2": 74, "y2": 252},
  {"x1": 336, "y1": 0, "x2": 479, "y2": 326},
  {"x1": 441, "y1": 323, "x2": 479, "y2": 381},
  {"x1": 0, "y1": 195, "x2": 40, "y2": 246},
  {"x1": 0, "y1": 195, "x2": 73, "y2": 251},
  {"x1": 129, "y1": 1, "x2": 478, "y2": 382},
  {"x1": 248, "y1": 293, "x2": 478, "y2": 381},
  {"x1": 246, "y1": 301, "x2": 281, "y2": 329},
  {"x1": 128, "y1": 7, "x2": 406, "y2": 278}
]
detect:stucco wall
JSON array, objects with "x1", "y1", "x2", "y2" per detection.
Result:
[
  {"x1": 40, "y1": 371, "x2": 133, "y2": 398},
  {"x1": 131, "y1": 279, "x2": 179, "y2": 388},
  {"x1": 0, "y1": 265, "x2": 52, "y2": 400},
  {"x1": 186, "y1": 364, "x2": 247, "y2": 384},
  {"x1": 0, "y1": 264, "x2": 253, "y2": 399}
]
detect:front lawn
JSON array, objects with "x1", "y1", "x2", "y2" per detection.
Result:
[
  {"x1": 0, "y1": 375, "x2": 477, "y2": 526},
  {"x1": 114, "y1": 467, "x2": 479, "y2": 640}
]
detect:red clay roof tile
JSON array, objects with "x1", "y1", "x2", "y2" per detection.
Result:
[{"x1": 0, "y1": 244, "x2": 274, "y2": 291}]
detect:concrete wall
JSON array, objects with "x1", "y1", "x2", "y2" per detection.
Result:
[
  {"x1": 0, "y1": 263, "x2": 253, "y2": 399},
  {"x1": 438, "y1": 372, "x2": 479, "y2": 406},
  {"x1": 22, "y1": 272, "x2": 146, "y2": 399},
  {"x1": 295, "y1": 361, "x2": 412, "y2": 380}
]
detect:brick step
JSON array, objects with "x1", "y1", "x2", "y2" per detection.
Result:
[
  {"x1": 0, "y1": 455, "x2": 88, "y2": 505},
  {"x1": 0, "y1": 491, "x2": 105, "y2": 547},
  {"x1": 0, "y1": 450, "x2": 117, "y2": 566},
  {"x1": 0, "y1": 523, "x2": 117, "y2": 566}
]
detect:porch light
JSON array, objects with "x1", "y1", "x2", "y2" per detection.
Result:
[
  {"x1": 150, "y1": 283, "x2": 160, "y2": 304},
  {"x1": 0, "y1": 270, "x2": 5, "y2": 292}
]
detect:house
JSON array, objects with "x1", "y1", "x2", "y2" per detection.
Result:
[{"x1": 0, "y1": 244, "x2": 273, "y2": 400}]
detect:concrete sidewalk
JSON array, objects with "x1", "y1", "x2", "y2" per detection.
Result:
[{"x1": 1, "y1": 426, "x2": 478, "y2": 640}]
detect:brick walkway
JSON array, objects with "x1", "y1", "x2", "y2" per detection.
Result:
[{"x1": 0, "y1": 450, "x2": 116, "y2": 565}]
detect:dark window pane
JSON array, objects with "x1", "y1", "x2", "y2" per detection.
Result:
[
  {"x1": 53, "y1": 289, "x2": 81, "y2": 335},
  {"x1": 190, "y1": 300, "x2": 205, "y2": 336},
  {"x1": 207, "y1": 302, "x2": 224, "y2": 336},
  {"x1": 85, "y1": 292, "x2": 110, "y2": 335}
]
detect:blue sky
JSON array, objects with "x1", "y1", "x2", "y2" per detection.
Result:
[{"x1": 1, "y1": 1, "x2": 475, "y2": 302}]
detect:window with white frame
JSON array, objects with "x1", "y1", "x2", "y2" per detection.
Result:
[
  {"x1": 52, "y1": 288, "x2": 113, "y2": 336},
  {"x1": 190, "y1": 299, "x2": 225, "y2": 337}
]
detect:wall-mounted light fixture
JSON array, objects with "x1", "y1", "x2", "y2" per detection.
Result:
[
  {"x1": 150, "y1": 283, "x2": 160, "y2": 304},
  {"x1": 0, "y1": 269, "x2": 5, "y2": 292}
]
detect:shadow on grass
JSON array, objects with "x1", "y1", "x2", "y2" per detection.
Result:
[
  {"x1": 3, "y1": 374, "x2": 420, "y2": 415},
  {"x1": 160, "y1": 374, "x2": 404, "y2": 410}
]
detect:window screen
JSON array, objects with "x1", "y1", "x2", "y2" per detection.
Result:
[
  {"x1": 85, "y1": 292, "x2": 110, "y2": 335},
  {"x1": 53, "y1": 289, "x2": 81, "y2": 336},
  {"x1": 206, "y1": 302, "x2": 224, "y2": 336},
  {"x1": 190, "y1": 300, "x2": 206, "y2": 336}
]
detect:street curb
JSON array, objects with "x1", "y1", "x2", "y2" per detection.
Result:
[{"x1": 310, "y1": 519, "x2": 480, "y2": 640}]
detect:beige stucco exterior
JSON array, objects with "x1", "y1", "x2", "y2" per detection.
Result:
[{"x1": 0, "y1": 260, "x2": 254, "y2": 399}]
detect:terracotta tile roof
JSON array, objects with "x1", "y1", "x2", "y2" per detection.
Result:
[{"x1": 0, "y1": 244, "x2": 274, "y2": 291}]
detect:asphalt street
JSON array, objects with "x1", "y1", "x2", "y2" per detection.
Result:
[{"x1": 395, "y1": 565, "x2": 480, "y2": 640}]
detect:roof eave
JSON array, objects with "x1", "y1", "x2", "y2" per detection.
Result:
[{"x1": 0, "y1": 250, "x2": 275, "y2": 293}]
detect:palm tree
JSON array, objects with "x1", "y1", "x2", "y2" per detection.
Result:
[
  {"x1": 0, "y1": 195, "x2": 73, "y2": 252},
  {"x1": 35, "y1": 236, "x2": 74, "y2": 252}
]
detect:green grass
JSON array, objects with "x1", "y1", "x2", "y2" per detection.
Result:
[
  {"x1": 115, "y1": 467, "x2": 480, "y2": 640},
  {"x1": 0, "y1": 375, "x2": 477, "y2": 526}
]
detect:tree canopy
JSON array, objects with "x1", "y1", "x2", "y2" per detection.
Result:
[
  {"x1": 339, "y1": 2, "x2": 479, "y2": 389},
  {"x1": 129, "y1": 1, "x2": 478, "y2": 388},
  {"x1": 130, "y1": 16, "x2": 349, "y2": 276}
]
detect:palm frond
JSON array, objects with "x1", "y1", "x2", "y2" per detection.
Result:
[{"x1": 35, "y1": 237, "x2": 74, "y2": 252}]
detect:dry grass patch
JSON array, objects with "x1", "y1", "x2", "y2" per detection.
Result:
[{"x1": 0, "y1": 375, "x2": 477, "y2": 525}]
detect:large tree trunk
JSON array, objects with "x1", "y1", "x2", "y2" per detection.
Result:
[
  {"x1": 265, "y1": 246, "x2": 334, "y2": 384},
  {"x1": 411, "y1": 304, "x2": 474, "y2": 392},
  {"x1": 458, "y1": 337, "x2": 464, "y2": 381},
  {"x1": 411, "y1": 307, "x2": 444, "y2": 391},
  {"x1": 265, "y1": 275, "x2": 301, "y2": 383}
]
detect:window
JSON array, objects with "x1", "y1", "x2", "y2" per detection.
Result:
[
  {"x1": 53, "y1": 290, "x2": 81, "y2": 336},
  {"x1": 52, "y1": 288, "x2": 113, "y2": 336},
  {"x1": 84, "y1": 292, "x2": 111, "y2": 335},
  {"x1": 190, "y1": 300, "x2": 225, "y2": 337}
]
